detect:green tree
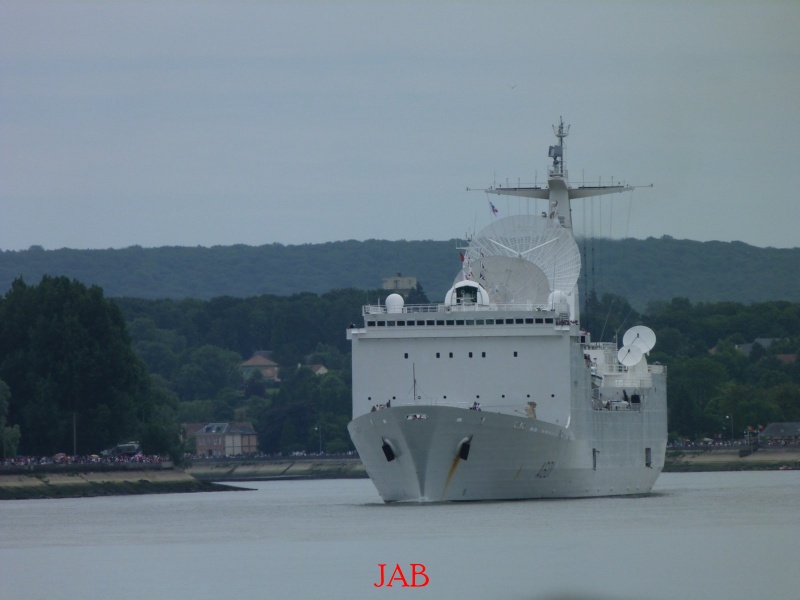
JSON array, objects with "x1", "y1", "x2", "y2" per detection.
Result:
[
  {"x1": 706, "y1": 382, "x2": 783, "y2": 436},
  {"x1": 243, "y1": 370, "x2": 267, "y2": 398},
  {"x1": 767, "y1": 383, "x2": 800, "y2": 422},
  {"x1": 307, "y1": 343, "x2": 347, "y2": 371},
  {"x1": 0, "y1": 277, "x2": 160, "y2": 455},
  {"x1": 0, "y1": 378, "x2": 21, "y2": 458},
  {"x1": 172, "y1": 345, "x2": 243, "y2": 402},
  {"x1": 667, "y1": 357, "x2": 728, "y2": 438}
]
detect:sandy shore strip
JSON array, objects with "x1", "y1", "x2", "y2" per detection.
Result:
[
  {"x1": 664, "y1": 446, "x2": 800, "y2": 471},
  {"x1": 187, "y1": 458, "x2": 367, "y2": 481},
  {"x1": 0, "y1": 469, "x2": 243, "y2": 500}
]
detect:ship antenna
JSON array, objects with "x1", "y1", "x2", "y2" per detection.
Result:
[{"x1": 548, "y1": 117, "x2": 570, "y2": 175}]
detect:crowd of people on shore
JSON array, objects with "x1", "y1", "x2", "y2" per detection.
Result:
[
  {"x1": 668, "y1": 438, "x2": 798, "y2": 449},
  {"x1": 2, "y1": 453, "x2": 169, "y2": 468}
]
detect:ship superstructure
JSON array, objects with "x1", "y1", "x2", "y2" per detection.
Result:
[{"x1": 347, "y1": 120, "x2": 667, "y2": 502}]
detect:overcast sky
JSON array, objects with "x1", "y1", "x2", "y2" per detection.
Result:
[{"x1": 2, "y1": 1, "x2": 799, "y2": 251}]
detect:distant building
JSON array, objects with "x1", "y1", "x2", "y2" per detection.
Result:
[
  {"x1": 188, "y1": 422, "x2": 259, "y2": 457},
  {"x1": 735, "y1": 338, "x2": 778, "y2": 357},
  {"x1": 304, "y1": 364, "x2": 329, "y2": 376},
  {"x1": 760, "y1": 422, "x2": 800, "y2": 442},
  {"x1": 241, "y1": 351, "x2": 280, "y2": 382},
  {"x1": 382, "y1": 272, "x2": 417, "y2": 295},
  {"x1": 734, "y1": 338, "x2": 797, "y2": 364}
]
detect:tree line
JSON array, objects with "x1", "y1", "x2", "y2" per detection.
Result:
[
  {"x1": 3, "y1": 236, "x2": 800, "y2": 310},
  {"x1": 1, "y1": 275, "x2": 798, "y2": 460}
]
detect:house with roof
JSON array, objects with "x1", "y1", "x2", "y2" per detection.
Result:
[
  {"x1": 303, "y1": 364, "x2": 329, "y2": 376},
  {"x1": 735, "y1": 337, "x2": 776, "y2": 357},
  {"x1": 382, "y1": 272, "x2": 417, "y2": 295},
  {"x1": 241, "y1": 351, "x2": 280, "y2": 382},
  {"x1": 734, "y1": 338, "x2": 797, "y2": 364},
  {"x1": 760, "y1": 422, "x2": 800, "y2": 443},
  {"x1": 188, "y1": 422, "x2": 259, "y2": 457}
]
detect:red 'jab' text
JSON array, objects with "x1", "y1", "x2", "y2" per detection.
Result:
[{"x1": 373, "y1": 563, "x2": 429, "y2": 588}]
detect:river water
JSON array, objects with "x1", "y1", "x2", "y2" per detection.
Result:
[{"x1": 1, "y1": 471, "x2": 797, "y2": 600}]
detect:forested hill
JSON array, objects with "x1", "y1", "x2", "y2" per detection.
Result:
[{"x1": 1, "y1": 237, "x2": 798, "y2": 310}]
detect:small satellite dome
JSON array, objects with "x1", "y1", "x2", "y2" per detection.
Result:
[
  {"x1": 548, "y1": 290, "x2": 568, "y2": 304},
  {"x1": 386, "y1": 293, "x2": 404, "y2": 313},
  {"x1": 444, "y1": 281, "x2": 490, "y2": 306},
  {"x1": 548, "y1": 290, "x2": 572, "y2": 318}
]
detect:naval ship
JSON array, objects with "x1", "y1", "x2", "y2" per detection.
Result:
[{"x1": 347, "y1": 119, "x2": 667, "y2": 502}]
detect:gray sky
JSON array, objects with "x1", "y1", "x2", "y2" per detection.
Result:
[{"x1": 2, "y1": 1, "x2": 799, "y2": 251}]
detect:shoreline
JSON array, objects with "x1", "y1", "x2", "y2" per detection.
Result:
[
  {"x1": 186, "y1": 457, "x2": 367, "y2": 482},
  {"x1": 3, "y1": 449, "x2": 797, "y2": 500},
  {"x1": 0, "y1": 467, "x2": 244, "y2": 500},
  {"x1": 664, "y1": 446, "x2": 800, "y2": 472}
]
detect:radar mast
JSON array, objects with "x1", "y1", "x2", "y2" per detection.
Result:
[{"x1": 548, "y1": 117, "x2": 570, "y2": 176}]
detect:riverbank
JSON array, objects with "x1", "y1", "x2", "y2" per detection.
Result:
[
  {"x1": 0, "y1": 465, "x2": 243, "y2": 500},
  {"x1": 188, "y1": 449, "x2": 800, "y2": 482},
  {"x1": 187, "y1": 457, "x2": 367, "y2": 482},
  {"x1": 3, "y1": 448, "x2": 796, "y2": 499},
  {"x1": 664, "y1": 446, "x2": 800, "y2": 472}
]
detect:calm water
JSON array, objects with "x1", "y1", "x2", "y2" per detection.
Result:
[{"x1": 1, "y1": 472, "x2": 798, "y2": 600}]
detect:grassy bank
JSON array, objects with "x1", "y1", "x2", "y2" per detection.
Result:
[
  {"x1": 5, "y1": 449, "x2": 796, "y2": 499},
  {"x1": 187, "y1": 457, "x2": 367, "y2": 482},
  {"x1": 664, "y1": 446, "x2": 800, "y2": 472},
  {"x1": 0, "y1": 469, "x2": 244, "y2": 500},
  {"x1": 191, "y1": 450, "x2": 800, "y2": 481}
]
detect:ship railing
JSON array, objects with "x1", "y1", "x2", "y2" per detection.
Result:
[
  {"x1": 592, "y1": 399, "x2": 642, "y2": 412},
  {"x1": 583, "y1": 342, "x2": 617, "y2": 351},
  {"x1": 363, "y1": 302, "x2": 552, "y2": 315},
  {"x1": 601, "y1": 375, "x2": 653, "y2": 389},
  {"x1": 370, "y1": 399, "x2": 531, "y2": 414},
  {"x1": 595, "y1": 363, "x2": 667, "y2": 377}
]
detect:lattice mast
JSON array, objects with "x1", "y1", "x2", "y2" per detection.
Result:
[{"x1": 484, "y1": 117, "x2": 633, "y2": 232}]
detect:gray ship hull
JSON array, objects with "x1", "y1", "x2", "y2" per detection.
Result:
[{"x1": 349, "y1": 395, "x2": 666, "y2": 503}]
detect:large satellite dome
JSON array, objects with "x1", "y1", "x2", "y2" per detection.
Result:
[{"x1": 457, "y1": 215, "x2": 581, "y2": 305}]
